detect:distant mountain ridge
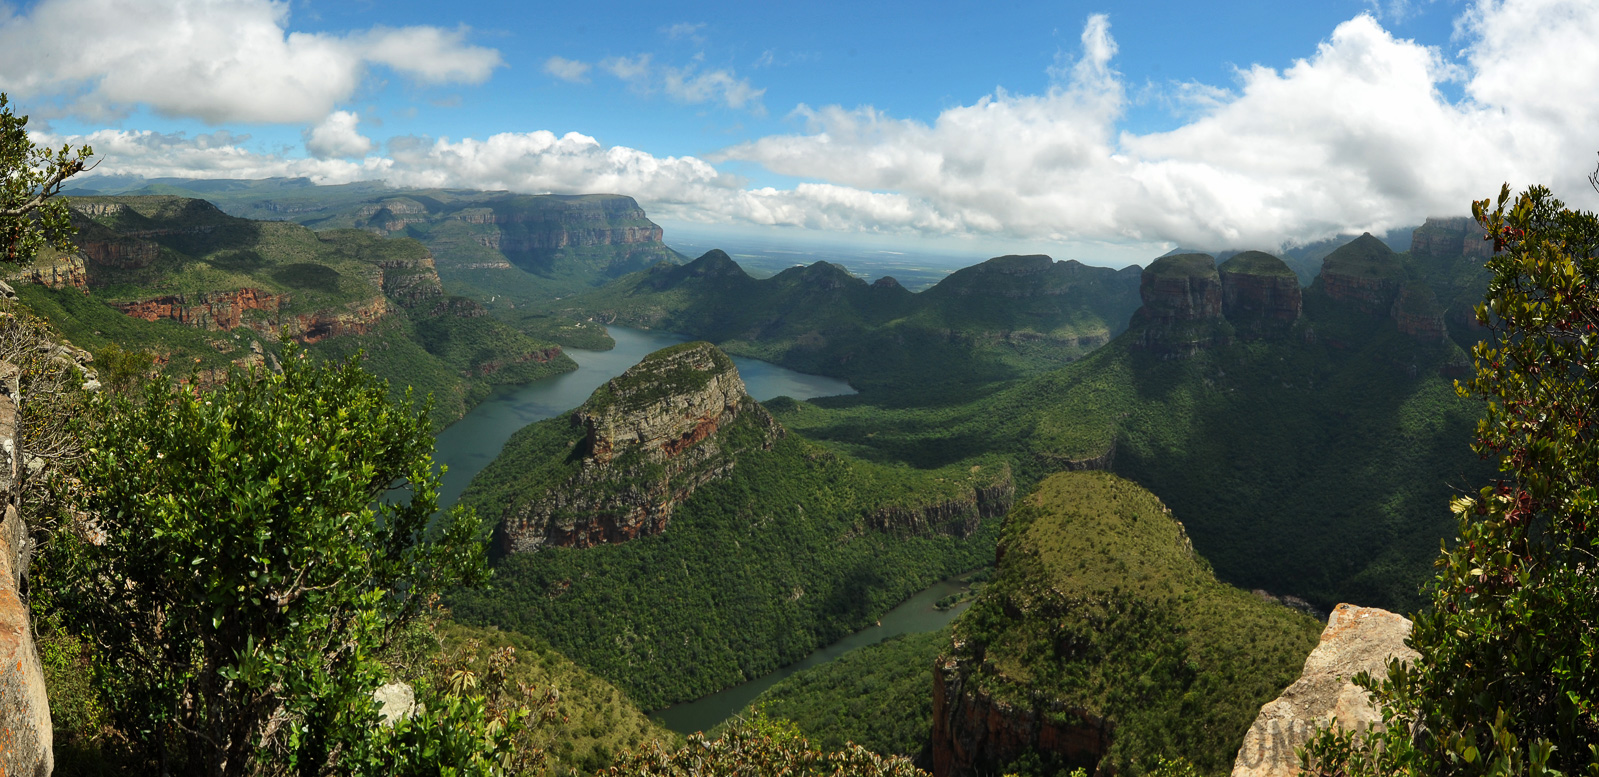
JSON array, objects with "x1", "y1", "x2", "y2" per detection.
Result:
[{"x1": 547, "y1": 249, "x2": 1143, "y2": 401}]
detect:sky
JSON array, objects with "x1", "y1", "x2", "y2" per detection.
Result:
[{"x1": 3, "y1": 0, "x2": 1597, "y2": 266}]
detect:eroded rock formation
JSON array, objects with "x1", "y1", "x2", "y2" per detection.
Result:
[
  {"x1": 1220, "y1": 251, "x2": 1301, "y2": 338},
  {"x1": 1391, "y1": 282, "x2": 1447, "y2": 343},
  {"x1": 1230, "y1": 604, "x2": 1419, "y2": 777},
  {"x1": 1318, "y1": 234, "x2": 1404, "y2": 317},
  {"x1": 499, "y1": 342, "x2": 782, "y2": 553},
  {"x1": 1410, "y1": 216, "x2": 1492, "y2": 261},
  {"x1": 1131, "y1": 253, "x2": 1231, "y2": 355}
]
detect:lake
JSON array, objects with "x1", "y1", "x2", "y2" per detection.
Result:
[{"x1": 433, "y1": 325, "x2": 856, "y2": 510}]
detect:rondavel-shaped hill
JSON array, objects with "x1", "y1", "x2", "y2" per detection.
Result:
[{"x1": 451, "y1": 340, "x2": 1018, "y2": 709}]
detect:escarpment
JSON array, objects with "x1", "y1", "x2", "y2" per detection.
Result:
[
  {"x1": 497, "y1": 342, "x2": 782, "y2": 553},
  {"x1": 864, "y1": 466, "x2": 1014, "y2": 538}
]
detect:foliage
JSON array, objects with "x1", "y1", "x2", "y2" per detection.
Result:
[
  {"x1": 744, "y1": 629, "x2": 949, "y2": 761},
  {"x1": 0, "y1": 301, "x2": 92, "y2": 530},
  {"x1": 1, "y1": 93, "x2": 92, "y2": 262},
  {"x1": 953, "y1": 471, "x2": 1322, "y2": 775},
  {"x1": 1302, "y1": 185, "x2": 1599, "y2": 776},
  {"x1": 39, "y1": 344, "x2": 493, "y2": 776},
  {"x1": 449, "y1": 414, "x2": 1005, "y2": 710},
  {"x1": 602, "y1": 708, "x2": 926, "y2": 777}
]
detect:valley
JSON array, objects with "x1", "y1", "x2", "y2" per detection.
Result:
[{"x1": 15, "y1": 181, "x2": 1503, "y2": 776}]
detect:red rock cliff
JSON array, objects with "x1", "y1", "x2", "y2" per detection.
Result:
[
  {"x1": 932, "y1": 651, "x2": 1110, "y2": 777},
  {"x1": 1131, "y1": 253, "x2": 1230, "y2": 355},
  {"x1": 1220, "y1": 251, "x2": 1301, "y2": 338},
  {"x1": 1409, "y1": 216, "x2": 1492, "y2": 261}
]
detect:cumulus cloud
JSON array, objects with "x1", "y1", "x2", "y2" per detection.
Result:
[
  {"x1": 0, "y1": 0, "x2": 501, "y2": 124},
  {"x1": 543, "y1": 56, "x2": 592, "y2": 83},
  {"x1": 44, "y1": 1, "x2": 1599, "y2": 252},
  {"x1": 600, "y1": 54, "x2": 766, "y2": 114},
  {"x1": 716, "y1": 1, "x2": 1599, "y2": 249},
  {"x1": 304, "y1": 111, "x2": 375, "y2": 159}
]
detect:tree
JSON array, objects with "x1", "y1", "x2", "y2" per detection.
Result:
[
  {"x1": 47, "y1": 345, "x2": 497, "y2": 776},
  {"x1": 1, "y1": 92, "x2": 93, "y2": 262},
  {"x1": 1302, "y1": 184, "x2": 1599, "y2": 776}
]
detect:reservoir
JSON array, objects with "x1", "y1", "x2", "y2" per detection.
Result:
[{"x1": 651, "y1": 575, "x2": 973, "y2": 735}]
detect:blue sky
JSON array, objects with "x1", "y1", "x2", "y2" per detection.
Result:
[{"x1": 3, "y1": 0, "x2": 1595, "y2": 265}]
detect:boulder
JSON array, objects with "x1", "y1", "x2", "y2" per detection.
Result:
[
  {"x1": 373, "y1": 682, "x2": 418, "y2": 726},
  {"x1": 1230, "y1": 603, "x2": 1419, "y2": 777}
]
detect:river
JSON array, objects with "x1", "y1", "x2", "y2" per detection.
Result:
[{"x1": 432, "y1": 325, "x2": 966, "y2": 737}]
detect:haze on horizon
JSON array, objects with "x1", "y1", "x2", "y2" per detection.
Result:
[{"x1": 3, "y1": 0, "x2": 1596, "y2": 267}]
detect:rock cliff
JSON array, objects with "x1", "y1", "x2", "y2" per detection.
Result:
[
  {"x1": 0, "y1": 363, "x2": 54, "y2": 776},
  {"x1": 1409, "y1": 216, "x2": 1492, "y2": 261},
  {"x1": 6, "y1": 249, "x2": 88, "y2": 292},
  {"x1": 1231, "y1": 604, "x2": 1419, "y2": 777},
  {"x1": 1317, "y1": 234, "x2": 1404, "y2": 317},
  {"x1": 864, "y1": 467, "x2": 1014, "y2": 538},
  {"x1": 498, "y1": 342, "x2": 782, "y2": 553},
  {"x1": 1219, "y1": 251, "x2": 1301, "y2": 338},
  {"x1": 1390, "y1": 282, "x2": 1447, "y2": 343},
  {"x1": 1130, "y1": 253, "x2": 1232, "y2": 355}
]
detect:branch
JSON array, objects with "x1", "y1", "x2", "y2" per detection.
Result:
[{"x1": 0, "y1": 157, "x2": 88, "y2": 218}]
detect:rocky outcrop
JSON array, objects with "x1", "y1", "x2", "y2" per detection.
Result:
[
  {"x1": 0, "y1": 364, "x2": 54, "y2": 776},
  {"x1": 372, "y1": 255, "x2": 444, "y2": 307},
  {"x1": 1391, "y1": 282, "x2": 1447, "y2": 343},
  {"x1": 1410, "y1": 216, "x2": 1492, "y2": 261},
  {"x1": 499, "y1": 342, "x2": 783, "y2": 553},
  {"x1": 1220, "y1": 251, "x2": 1301, "y2": 338},
  {"x1": 115, "y1": 288, "x2": 285, "y2": 331},
  {"x1": 8, "y1": 250, "x2": 88, "y2": 292},
  {"x1": 865, "y1": 467, "x2": 1014, "y2": 538},
  {"x1": 932, "y1": 651, "x2": 1111, "y2": 777},
  {"x1": 1131, "y1": 253, "x2": 1231, "y2": 355},
  {"x1": 1318, "y1": 234, "x2": 1404, "y2": 317},
  {"x1": 1231, "y1": 604, "x2": 1419, "y2": 777},
  {"x1": 115, "y1": 290, "x2": 387, "y2": 345},
  {"x1": 492, "y1": 195, "x2": 665, "y2": 253},
  {"x1": 79, "y1": 237, "x2": 160, "y2": 270}
]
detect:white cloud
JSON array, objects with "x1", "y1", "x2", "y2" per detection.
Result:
[
  {"x1": 42, "y1": 1, "x2": 1599, "y2": 253},
  {"x1": 600, "y1": 54, "x2": 765, "y2": 114},
  {"x1": 543, "y1": 56, "x2": 592, "y2": 83},
  {"x1": 304, "y1": 111, "x2": 375, "y2": 159},
  {"x1": 0, "y1": 0, "x2": 501, "y2": 124},
  {"x1": 663, "y1": 22, "x2": 706, "y2": 42}
]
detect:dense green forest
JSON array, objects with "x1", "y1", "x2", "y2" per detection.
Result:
[
  {"x1": 450, "y1": 408, "x2": 1009, "y2": 710},
  {"x1": 953, "y1": 471, "x2": 1322, "y2": 775},
  {"x1": 770, "y1": 302, "x2": 1486, "y2": 611}
]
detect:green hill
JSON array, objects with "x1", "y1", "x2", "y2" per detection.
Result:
[
  {"x1": 774, "y1": 293, "x2": 1487, "y2": 612},
  {"x1": 18, "y1": 195, "x2": 574, "y2": 425},
  {"x1": 66, "y1": 179, "x2": 688, "y2": 322},
  {"x1": 940, "y1": 471, "x2": 1321, "y2": 775},
  {"x1": 447, "y1": 342, "x2": 1014, "y2": 710},
  {"x1": 546, "y1": 250, "x2": 1142, "y2": 403}
]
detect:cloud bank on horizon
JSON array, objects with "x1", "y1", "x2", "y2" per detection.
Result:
[{"x1": 4, "y1": 0, "x2": 1596, "y2": 252}]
